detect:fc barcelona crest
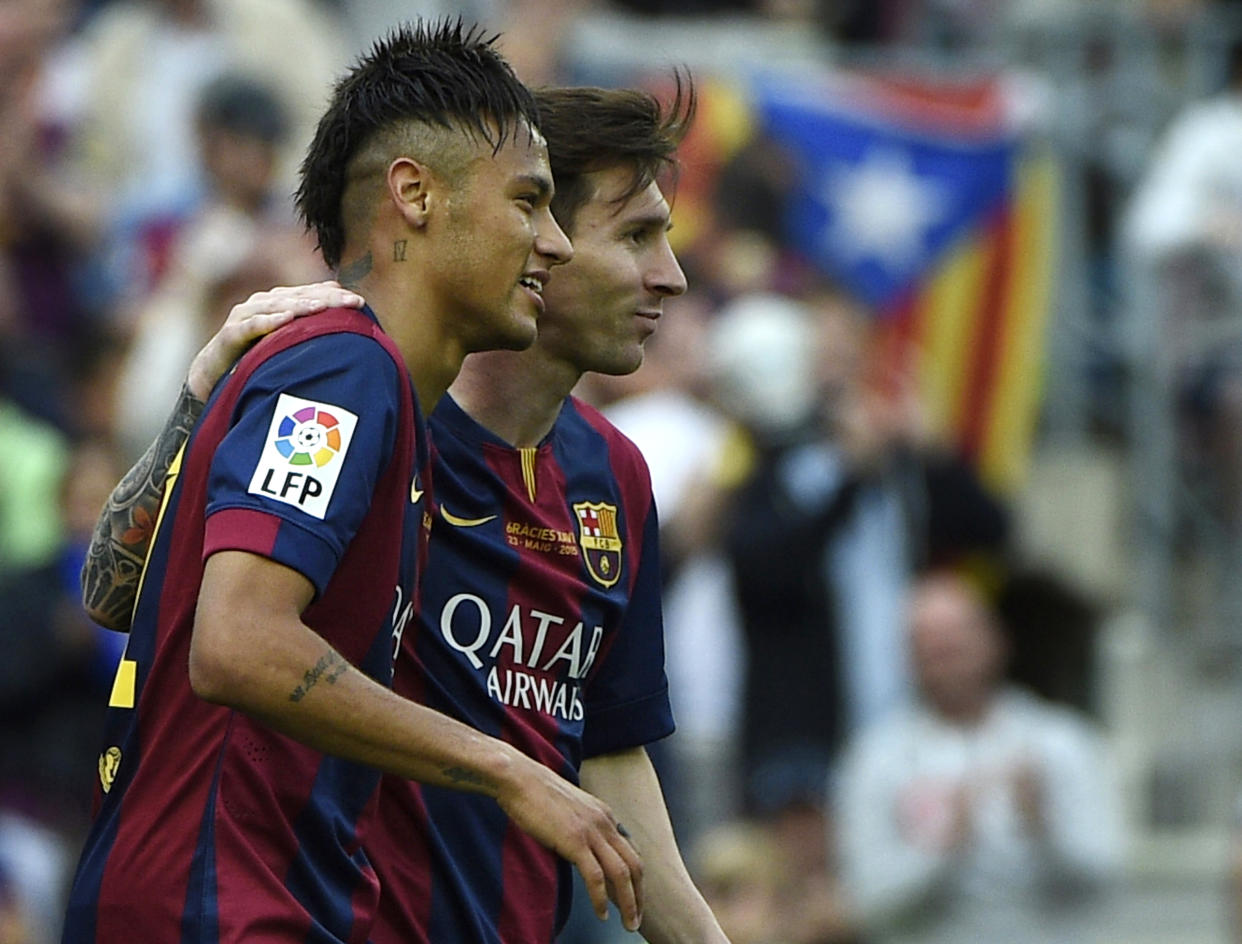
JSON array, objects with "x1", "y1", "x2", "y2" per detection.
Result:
[{"x1": 573, "y1": 501, "x2": 623, "y2": 588}]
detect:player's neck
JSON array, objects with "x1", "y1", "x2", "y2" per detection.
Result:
[
  {"x1": 449, "y1": 351, "x2": 580, "y2": 448},
  {"x1": 337, "y1": 247, "x2": 466, "y2": 409}
]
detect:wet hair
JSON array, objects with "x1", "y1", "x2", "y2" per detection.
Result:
[
  {"x1": 534, "y1": 70, "x2": 696, "y2": 236},
  {"x1": 296, "y1": 18, "x2": 539, "y2": 269}
]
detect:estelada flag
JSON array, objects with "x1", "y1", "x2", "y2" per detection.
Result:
[{"x1": 746, "y1": 68, "x2": 1058, "y2": 494}]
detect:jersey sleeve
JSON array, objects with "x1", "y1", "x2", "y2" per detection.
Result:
[
  {"x1": 202, "y1": 333, "x2": 401, "y2": 596},
  {"x1": 581, "y1": 498, "x2": 674, "y2": 757}
]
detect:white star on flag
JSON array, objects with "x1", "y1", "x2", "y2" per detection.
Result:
[{"x1": 820, "y1": 148, "x2": 950, "y2": 272}]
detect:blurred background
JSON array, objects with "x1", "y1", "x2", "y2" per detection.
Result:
[{"x1": 4, "y1": 0, "x2": 1242, "y2": 941}]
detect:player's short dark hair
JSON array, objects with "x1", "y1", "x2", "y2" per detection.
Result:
[
  {"x1": 535, "y1": 71, "x2": 696, "y2": 236},
  {"x1": 296, "y1": 18, "x2": 539, "y2": 269}
]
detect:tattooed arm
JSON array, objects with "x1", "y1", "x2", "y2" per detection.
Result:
[
  {"x1": 192, "y1": 549, "x2": 644, "y2": 931},
  {"x1": 81, "y1": 282, "x2": 364, "y2": 631},
  {"x1": 82, "y1": 385, "x2": 206, "y2": 629}
]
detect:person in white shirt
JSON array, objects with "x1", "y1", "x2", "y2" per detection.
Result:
[{"x1": 835, "y1": 571, "x2": 1123, "y2": 944}]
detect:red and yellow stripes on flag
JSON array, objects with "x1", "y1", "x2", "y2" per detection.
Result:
[
  {"x1": 673, "y1": 70, "x2": 1058, "y2": 495},
  {"x1": 666, "y1": 75, "x2": 754, "y2": 251},
  {"x1": 883, "y1": 148, "x2": 1058, "y2": 495}
]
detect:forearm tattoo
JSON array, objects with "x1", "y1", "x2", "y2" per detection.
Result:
[
  {"x1": 442, "y1": 766, "x2": 491, "y2": 789},
  {"x1": 288, "y1": 651, "x2": 349, "y2": 702},
  {"x1": 81, "y1": 385, "x2": 205, "y2": 630}
]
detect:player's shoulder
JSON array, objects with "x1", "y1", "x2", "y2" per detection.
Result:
[
  {"x1": 565, "y1": 396, "x2": 651, "y2": 478},
  {"x1": 259, "y1": 306, "x2": 391, "y2": 351},
  {"x1": 214, "y1": 308, "x2": 409, "y2": 430},
  {"x1": 565, "y1": 396, "x2": 642, "y2": 455},
  {"x1": 243, "y1": 308, "x2": 403, "y2": 377}
]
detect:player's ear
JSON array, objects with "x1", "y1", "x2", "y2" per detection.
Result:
[{"x1": 387, "y1": 157, "x2": 432, "y2": 229}]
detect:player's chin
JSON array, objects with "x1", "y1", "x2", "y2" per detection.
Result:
[
  {"x1": 592, "y1": 344, "x2": 645, "y2": 378},
  {"x1": 492, "y1": 308, "x2": 540, "y2": 351}
]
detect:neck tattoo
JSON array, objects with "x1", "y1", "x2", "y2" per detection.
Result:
[{"x1": 337, "y1": 251, "x2": 373, "y2": 289}]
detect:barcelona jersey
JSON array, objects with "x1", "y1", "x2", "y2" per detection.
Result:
[
  {"x1": 63, "y1": 307, "x2": 426, "y2": 943},
  {"x1": 369, "y1": 394, "x2": 673, "y2": 944}
]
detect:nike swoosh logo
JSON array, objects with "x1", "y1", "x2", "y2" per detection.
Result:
[
  {"x1": 440, "y1": 507, "x2": 497, "y2": 528},
  {"x1": 410, "y1": 479, "x2": 423, "y2": 503}
]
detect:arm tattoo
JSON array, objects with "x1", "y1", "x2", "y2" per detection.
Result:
[
  {"x1": 442, "y1": 766, "x2": 492, "y2": 789},
  {"x1": 288, "y1": 651, "x2": 349, "y2": 702},
  {"x1": 81, "y1": 385, "x2": 205, "y2": 630}
]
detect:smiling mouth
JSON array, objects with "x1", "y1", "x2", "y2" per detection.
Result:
[{"x1": 519, "y1": 275, "x2": 543, "y2": 295}]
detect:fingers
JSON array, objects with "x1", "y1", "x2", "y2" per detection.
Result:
[
  {"x1": 575, "y1": 852, "x2": 610, "y2": 923},
  {"x1": 606, "y1": 822, "x2": 643, "y2": 931},
  {"x1": 496, "y1": 762, "x2": 643, "y2": 932},
  {"x1": 571, "y1": 819, "x2": 642, "y2": 931},
  {"x1": 227, "y1": 281, "x2": 364, "y2": 326},
  {"x1": 186, "y1": 282, "x2": 364, "y2": 399},
  {"x1": 219, "y1": 310, "x2": 295, "y2": 345}
]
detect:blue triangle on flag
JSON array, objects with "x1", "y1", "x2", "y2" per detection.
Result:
[{"x1": 750, "y1": 73, "x2": 1016, "y2": 311}]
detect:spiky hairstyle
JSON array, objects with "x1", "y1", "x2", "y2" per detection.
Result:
[
  {"x1": 296, "y1": 19, "x2": 539, "y2": 269},
  {"x1": 534, "y1": 71, "x2": 696, "y2": 235}
]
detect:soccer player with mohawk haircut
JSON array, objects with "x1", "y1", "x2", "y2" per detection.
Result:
[{"x1": 62, "y1": 21, "x2": 648, "y2": 944}]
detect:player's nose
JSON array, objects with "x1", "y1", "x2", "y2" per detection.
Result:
[
  {"x1": 536, "y1": 208, "x2": 573, "y2": 267},
  {"x1": 646, "y1": 236, "x2": 686, "y2": 297}
]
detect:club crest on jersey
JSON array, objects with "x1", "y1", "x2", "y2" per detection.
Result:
[
  {"x1": 573, "y1": 501, "x2": 622, "y2": 588},
  {"x1": 248, "y1": 393, "x2": 358, "y2": 520}
]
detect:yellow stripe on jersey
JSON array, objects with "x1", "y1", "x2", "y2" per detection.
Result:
[
  {"x1": 109, "y1": 442, "x2": 188, "y2": 710},
  {"x1": 131, "y1": 442, "x2": 186, "y2": 620},
  {"x1": 520, "y1": 448, "x2": 537, "y2": 503},
  {"x1": 109, "y1": 659, "x2": 137, "y2": 709}
]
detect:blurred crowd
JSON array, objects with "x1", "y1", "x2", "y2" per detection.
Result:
[{"x1": 6, "y1": 0, "x2": 1242, "y2": 941}]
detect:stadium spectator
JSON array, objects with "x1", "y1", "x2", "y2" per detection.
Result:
[
  {"x1": 110, "y1": 71, "x2": 323, "y2": 460},
  {"x1": 835, "y1": 571, "x2": 1123, "y2": 944},
  {"x1": 0, "y1": 0, "x2": 101, "y2": 428},
  {"x1": 63, "y1": 0, "x2": 346, "y2": 238},
  {"x1": 707, "y1": 291, "x2": 852, "y2": 804},
  {"x1": 0, "y1": 394, "x2": 68, "y2": 575},
  {"x1": 691, "y1": 821, "x2": 786, "y2": 944},
  {"x1": 1123, "y1": 36, "x2": 1242, "y2": 646},
  {"x1": 0, "y1": 438, "x2": 125, "y2": 944},
  {"x1": 585, "y1": 293, "x2": 747, "y2": 845}
]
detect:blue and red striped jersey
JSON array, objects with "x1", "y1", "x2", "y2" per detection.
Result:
[
  {"x1": 370, "y1": 394, "x2": 673, "y2": 944},
  {"x1": 63, "y1": 307, "x2": 427, "y2": 943}
]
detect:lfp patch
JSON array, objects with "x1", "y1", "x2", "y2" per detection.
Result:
[{"x1": 248, "y1": 393, "x2": 358, "y2": 519}]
